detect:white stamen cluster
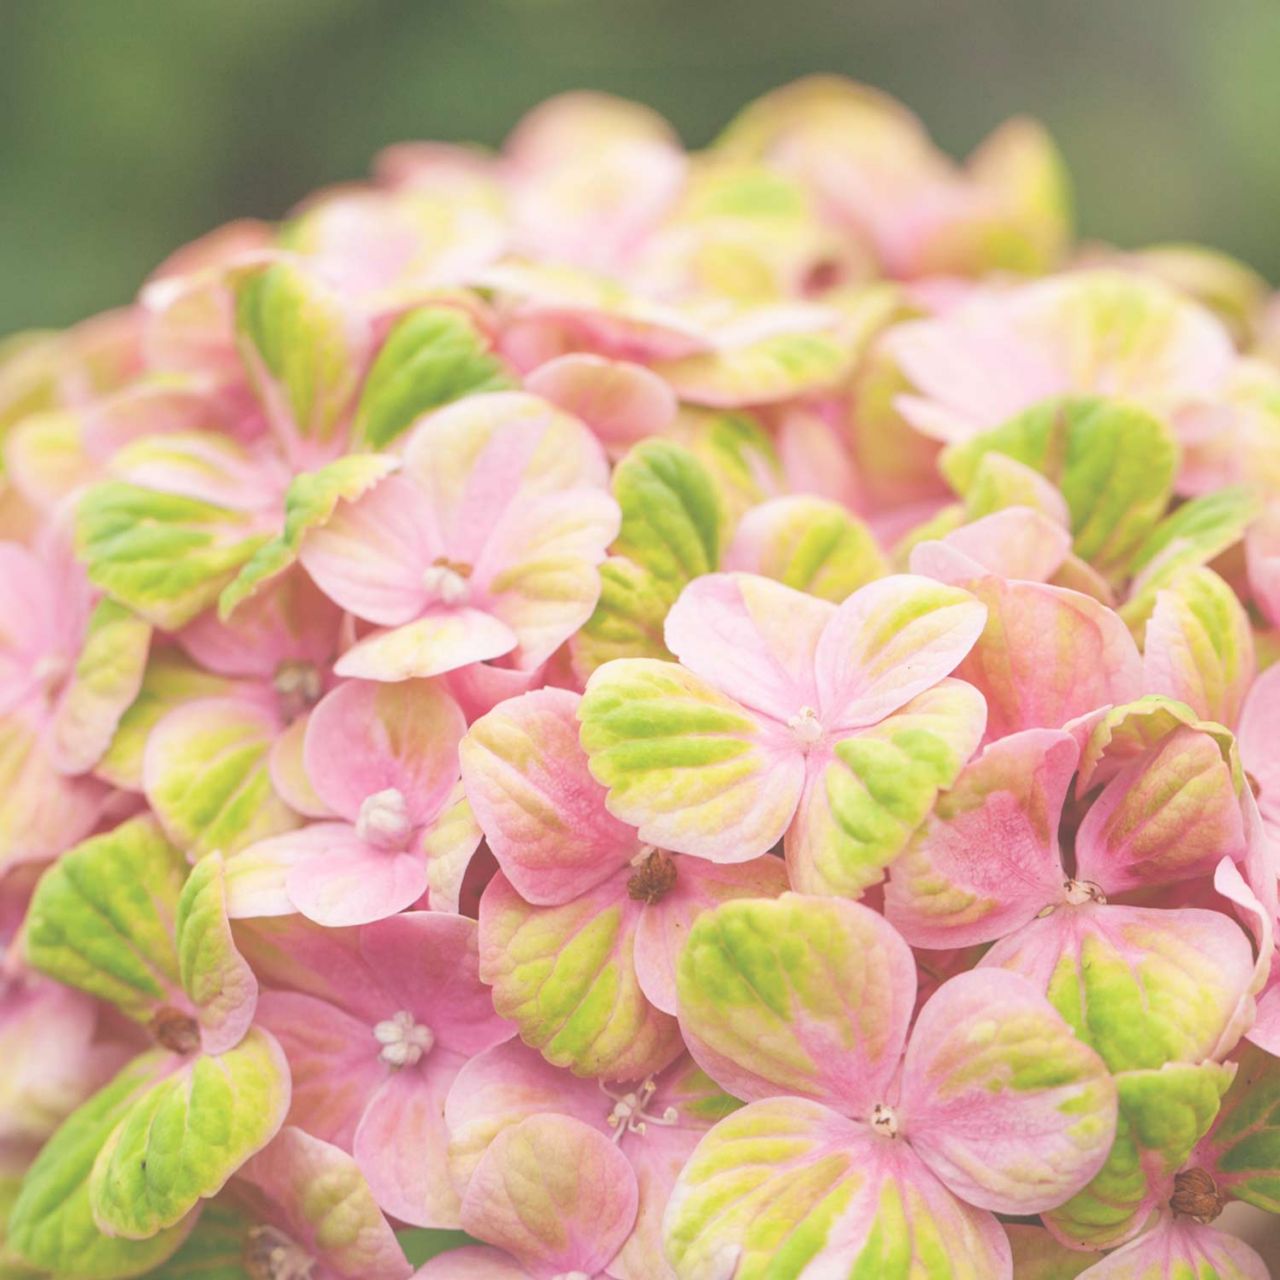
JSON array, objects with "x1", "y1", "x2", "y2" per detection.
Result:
[
  {"x1": 787, "y1": 705, "x2": 823, "y2": 748},
  {"x1": 373, "y1": 1010, "x2": 435, "y2": 1067},
  {"x1": 355, "y1": 788, "x2": 412, "y2": 849},
  {"x1": 601, "y1": 1077, "x2": 679, "y2": 1143}
]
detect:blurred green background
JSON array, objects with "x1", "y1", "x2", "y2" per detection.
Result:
[{"x1": 5, "y1": 0, "x2": 1280, "y2": 336}]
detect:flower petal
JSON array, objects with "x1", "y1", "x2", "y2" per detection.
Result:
[
  {"x1": 814, "y1": 574, "x2": 988, "y2": 729},
  {"x1": 304, "y1": 678, "x2": 465, "y2": 827},
  {"x1": 1075, "y1": 1216, "x2": 1268, "y2": 1280},
  {"x1": 664, "y1": 1097, "x2": 1011, "y2": 1280},
  {"x1": 460, "y1": 687, "x2": 640, "y2": 906},
  {"x1": 787, "y1": 677, "x2": 988, "y2": 897},
  {"x1": 580, "y1": 657, "x2": 806, "y2": 863},
  {"x1": 676, "y1": 894, "x2": 915, "y2": 1112},
  {"x1": 479, "y1": 869, "x2": 682, "y2": 1080},
  {"x1": 884, "y1": 727, "x2": 1076, "y2": 948},
  {"x1": 634, "y1": 853, "x2": 789, "y2": 1016},
  {"x1": 899, "y1": 968, "x2": 1117, "y2": 1214},
  {"x1": 461, "y1": 1114, "x2": 637, "y2": 1277}
]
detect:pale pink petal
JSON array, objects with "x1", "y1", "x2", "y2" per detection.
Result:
[
  {"x1": 459, "y1": 1113, "x2": 637, "y2": 1277},
  {"x1": 254, "y1": 990, "x2": 387, "y2": 1149},
  {"x1": 359, "y1": 912, "x2": 513, "y2": 1055},
  {"x1": 268, "y1": 715, "x2": 334, "y2": 819},
  {"x1": 524, "y1": 354, "x2": 677, "y2": 449},
  {"x1": 899, "y1": 969, "x2": 1117, "y2": 1214},
  {"x1": 663, "y1": 572, "x2": 833, "y2": 723},
  {"x1": 354, "y1": 1053, "x2": 466, "y2": 1228},
  {"x1": 909, "y1": 507, "x2": 1071, "y2": 585},
  {"x1": 224, "y1": 823, "x2": 354, "y2": 919},
  {"x1": 333, "y1": 609, "x2": 519, "y2": 681},
  {"x1": 400, "y1": 391, "x2": 610, "y2": 565},
  {"x1": 472, "y1": 488, "x2": 620, "y2": 670},
  {"x1": 955, "y1": 578, "x2": 1143, "y2": 738},
  {"x1": 177, "y1": 569, "x2": 341, "y2": 679},
  {"x1": 814, "y1": 573, "x2": 987, "y2": 730},
  {"x1": 303, "y1": 678, "x2": 465, "y2": 826},
  {"x1": 460, "y1": 687, "x2": 640, "y2": 906},
  {"x1": 633, "y1": 853, "x2": 789, "y2": 1015},
  {"x1": 299, "y1": 473, "x2": 440, "y2": 626},
  {"x1": 1246, "y1": 504, "x2": 1280, "y2": 629},
  {"x1": 884, "y1": 728, "x2": 1076, "y2": 948},
  {"x1": 286, "y1": 841, "x2": 427, "y2": 927}
]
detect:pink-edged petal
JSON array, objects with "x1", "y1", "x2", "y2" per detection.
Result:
[
  {"x1": 675, "y1": 894, "x2": 916, "y2": 1112},
  {"x1": 786, "y1": 677, "x2": 988, "y2": 898},
  {"x1": 333, "y1": 609, "x2": 519, "y2": 681},
  {"x1": 663, "y1": 572, "x2": 833, "y2": 724},
  {"x1": 955, "y1": 578, "x2": 1143, "y2": 738},
  {"x1": 909, "y1": 506, "x2": 1071, "y2": 585},
  {"x1": 980, "y1": 904, "x2": 1256, "y2": 1074},
  {"x1": 359, "y1": 912, "x2": 513, "y2": 1056},
  {"x1": 444, "y1": 1039, "x2": 604, "y2": 1192},
  {"x1": 1077, "y1": 1217, "x2": 1268, "y2": 1279},
  {"x1": 421, "y1": 783, "x2": 485, "y2": 914},
  {"x1": 143, "y1": 695, "x2": 298, "y2": 859},
  {"x1": 253, "y1": 990, "x2": 387, "y2": 1149},
  {"x1": 1142, "y1": 568, "x2": 1255, "y2": 729},
  {"x1": 479, "y1": 869, "x2": 683, "y2": 1081},
  {"x1": 286, "y1": 840, "x2": 427, "y2": 927},
  {"x1": 899, "y1": 968, "x2": 1117, "y2": 1214},
  {"x1": 524, "y1": 353, "x2": 677, "y2": 450},
  {"x1": 1074, "y1": 726, "x2": 1247, "y2": 895},
  {"x1": 299, "y1": 473, "x2": 440, "y2": 625},
  {"x1": 1238, "y1": 662, "x2": 1280, "y2": 844},
  {"x1": 459, "y1": 1113, "x2": 637, "y2": 1277},
  {"x1": 303, "y1": 677, "x2": 464, "y2": 826},
  {"x1": 354, "y1": 1052, "x2": 466, "y2": 1228},
  {"x1": 884, "y1": 727, "x2": 1077, "y2": 948},
  {"x1": 459, "y1": 687, "x2": 639, "y2": 906},
  {"x1": 579, "y1": 657, "x2": 807, "y2": 864},
  {"x1": 633, "y1": 853, "x2": 789, "y2": 1015},
  {"x1": 814, "y1": 573, "x2": 987, "y2": 730},
  {"x1": 239, "y1": 1125, "x2": 411, "y2": 1280},
  {"x1": 664, "y1": 1097, "x2": 1012, "y2": 1279}
]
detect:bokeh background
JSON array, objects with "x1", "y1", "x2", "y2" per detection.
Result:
[{"x1": 5, "y1": 0, "x2": 1280, "y2": 336}]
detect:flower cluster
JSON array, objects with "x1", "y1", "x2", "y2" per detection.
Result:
[{"x1": 3, "y1": 76, "x2": 1280, "y2": 1280}]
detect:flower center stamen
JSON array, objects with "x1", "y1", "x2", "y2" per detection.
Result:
[
  {"x1": 871, "y1": 1102, "x2": 898, "y2": 1139},
  {"x1": 1062, "y1": 878, "x2": 1106, "y2": 907},
  {"x1": 243, "y1": 1225, "x2": 316, "y2": 1280},
  {"x1": 1169, "y1": 1167, "x2": 1226, "y2": 1224},
  {"x1": 627, "y1": 849, "x2": 678, "y2": 905},
  {"x1": 423, "y1": 557, "x2": 473, "y2": 606},
  {"x1": 148, "y1": 1006, "x2": 201, "y2": 1055},
  {"x1": 600, "y1": 1077, "x2": 679, "y2": 1143},
  {"x1": 273, "y1": 659, "x2": 323, "y2": 720},
  {"x1": 355, "y1": 788, "x2": 412, "y2": 849},
  {"x1": 787, "y1": 706, "x2": 823, "y2": 749},
  {"x1": 373, "y1": 1010, "x2": 434, "y2": 1068}
]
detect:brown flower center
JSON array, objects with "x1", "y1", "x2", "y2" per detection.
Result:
[
  {"x1": 1169, "y1": 1167, "x2": 1226, "y2": 1224},
  {"x1": 149, "y1": 1006, "x2": 201, "y2": 1055},
  {"x1": 627, "y1": 850, "x2": 678, "y2": 905}
]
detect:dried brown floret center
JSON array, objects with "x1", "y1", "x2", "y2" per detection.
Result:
[
  {"x1": 149, "y1": 1005, "x2": 201, "y2": 1055},
  {"x1": 627, "y1": 849, "x2": 678, "y2": 905},
  {"x1": 1169, "y1": 1167, "x2": 1226, "y2": 1224}
]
